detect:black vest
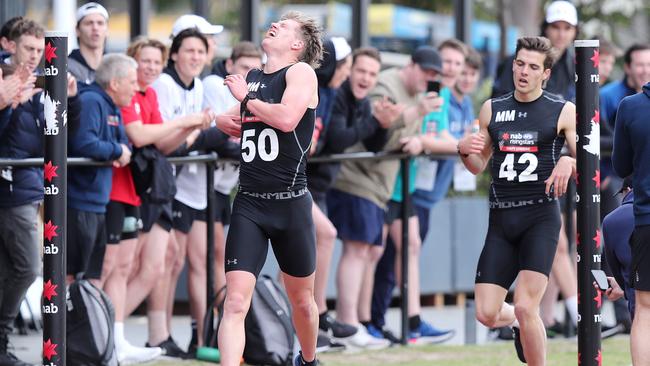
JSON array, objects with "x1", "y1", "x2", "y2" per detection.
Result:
[
  {"x1": 238, "y1": 65, "x2": 315, "y2": 193},
  {"x1": 488, "y1": 91, "x2": 566, "y2": 208}
]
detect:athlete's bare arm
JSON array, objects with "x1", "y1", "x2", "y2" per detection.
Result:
[
  {"x1": 215, "y1": 104, "x2": 243, "y2": 137},
  {"x1": 224, "y1": 62, "x2": 318, "y2": 133},
  {"x1": 458, "y1": 99, "x2": 493, "y2": 175},
  {"x1": 545, "y1": 101, "x2": 577, "y2": 197}
]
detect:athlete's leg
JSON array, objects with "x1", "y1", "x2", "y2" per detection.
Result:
[
  {"x1": 312, "y1": 203, "x2": 337, "y2": 314},
  {"x1": 336, "y1": 240, "x2": 371, "y2": 325},
  {"x1": 218, "y1": 271, "x2": 256, "y2": 366},
  {"x1": 631, "y1": 290, "x2": 650, "y2": 365},
  {"x1": 283, "y1": 272, "x2": 318, "y2": 362},
  {"x1": 147, "y1": 226, "x2": 177, "y2": 346},
  {"x1": 167, "y1": 230, "x2": 188, "y2": 330},
  {"x1": 186, "y1": 220, "x2": 208, "y2": 346},
  {"x1": 474, "y1": 284, "x2": 514, "y2": 328},
  {"x1": 514, "y1": 270, "x2": 549, "y2": 366}
]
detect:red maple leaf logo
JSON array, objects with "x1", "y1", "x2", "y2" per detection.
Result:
[
  {"x1": 593, "y1": 170, "x2": 601, "y2": 189},
  {"x1": 594, "y1": 289, "x2": 602, "y2": 309},
  {"x1": 44, "y1": 161, "x2": 58, "y2": 182},
  {"x1": 593, "y1": 229, "x2": 601, "y2": 249},
  {"x1": 595, "y1": 349, "x2": 602, "y2": 366},
  {"x1": 575, "y1": 172, "x2": 580, "y2": 186},
  {"x1": 592, "y1": 110, "x2": 599, "y2": 124},
  {"x1": 45, "y1": 42, "x2": 57, "y2": 64},
  {"x1": 43, "y1": 338, "x2": 58, "y2": 360},
  {"x1": 43, "y1": 220, "x2": 58, "y2": 242},
  {"x1": 502, "y1": 132, "x2": 510, "y2": 140},
  {"x1": 591, "y1": 49, "x2": 600, "y2": 69},
  {"x1": 578, "y1": 352, "x2": 581, "y2": 365},
  {"x1": 43, "y1": 279, "x2": 58, "y2": 301}
]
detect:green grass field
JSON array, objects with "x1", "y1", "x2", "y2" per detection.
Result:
[{"x1": 151, "y1": 336, "x2": 631, "y2": 366}]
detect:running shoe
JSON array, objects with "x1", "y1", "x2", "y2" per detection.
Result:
[
  {"x1": 319, "y1": 313, "x2": 357, "y2": 338},
  {"x1": 146, "y1": 336, "x2": 190, "y2": 359},
  {"x1": 408, "y1": 321, "x2": 455, "y2": 344},
  {"x1": 513, "y1": 326, "x2": 526, "y2": 363}
]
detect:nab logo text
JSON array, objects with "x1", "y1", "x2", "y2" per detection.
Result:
[
  {"x1": 43, "y1": 64, "x2": 59, "y2": 76},
  {"x1": 495, "y1": 110, "x2": 516, "y2": 122},
  {"x1": 43, "y1": 243, "x2": 59, "y2": 255},
  {"x1": 44, "y1": 185, "x2": 59, "y2": 195},
  {"x1": 42, "y1": 303, "x2": 58, "y2": 314}
]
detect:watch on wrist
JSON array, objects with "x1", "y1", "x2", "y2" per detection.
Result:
[{"x1": 242, "y1": 91, "x2": 257, "y2": 111}]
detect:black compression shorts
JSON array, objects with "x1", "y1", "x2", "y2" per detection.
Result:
[
  {"x1": 630, "y1": 224, "x2": 650, "y2": 291},
  {"x1": 475, "y1": 200, "x2": 561, "y2": 289},
  {"x1": 106, "y1": 201, "x2": 140, "y2": 244},
  {"x1": 225, "y1": 190, "x2": 316, "y2": 278}
]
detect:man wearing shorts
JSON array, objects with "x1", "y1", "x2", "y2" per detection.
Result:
[
  {"x1": 214, "y1": 12, "x2": 322, "y2": 366},
  {"x1": 458, "y1": 37, "x2": 576, "y2": 365},
  {"x1": 612, "y1": 79, "x2": 650, "y2": 365}
]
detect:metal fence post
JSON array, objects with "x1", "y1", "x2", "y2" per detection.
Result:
[{"x1": 400, "y1": 157, "x2": 410, "y2": 345}]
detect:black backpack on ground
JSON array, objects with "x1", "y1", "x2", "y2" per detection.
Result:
[
  {"x1": 204, "y1": 275, "x2": 295, "y2": 366},
  {"x1": 66, "y1": 278, "x2": 118, "y2": 366}
]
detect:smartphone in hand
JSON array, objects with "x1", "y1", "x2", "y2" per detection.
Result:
[{"x1": 427, "y1": 80, "x2": 441, "y2": 94}]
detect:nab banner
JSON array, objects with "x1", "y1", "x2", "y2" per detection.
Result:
[
  {"x1": 575, "y1": 39, "x2": 601, "y2": 366},
  {"x1": 43, "y1": 32, "x2": 67, "y2": 366}
]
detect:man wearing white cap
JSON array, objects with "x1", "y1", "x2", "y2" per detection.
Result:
[
  {"x1": 492, "y1": 0, "x2": 578, "y2": 101},
  {"x1": 69, "y1": 1, "x2": 109, "y2": 85},
  {"x1": 171, "y1": 14, "x2": 223, "y2": 74}
]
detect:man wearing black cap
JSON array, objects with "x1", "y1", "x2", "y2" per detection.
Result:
[{"x1": 327, "y1": 45, "x2": 443, "y2": 349}]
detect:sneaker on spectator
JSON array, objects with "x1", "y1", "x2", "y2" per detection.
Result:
[
  {"x1": 293, "y1": 351, "x2": 319, "y2": 365},
  {"x1": 319, "y1": 313, "x2": 357, "y2": 338},
  {"x1": 364, "y1": 323, "x2": 384, "y2": 339},
  {"x1": 488, "y1": 326, "x2": 514, "y2": 341},
  {"x1": 0, "y1": 333, "x2": 31, "y2": 366},
  {"x1": 408, "y1": 320, "x2": 455, "y2": 344},
  {"x1": 316, "y1": 331, "x2": 345, "y2": 353},
  {"x1": 117, "y1": 341, "x2": 162, "y2": 365},
  {"x1": 146, "y1": 336, "x2": 189, "y2": 359},
  {"x1": 338, "y1": 325, "x2": 390, "y2": 350},
  {"x1": 601, "y1": 323, "x2": 625, "y2": 339}
]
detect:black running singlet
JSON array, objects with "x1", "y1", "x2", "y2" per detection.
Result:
[
  {"x1": 238, "y1": 65, "x2": 315, "y2": 193},
  {"x1": 488, "y1": 91, "x2": 566, "y2": 208}
]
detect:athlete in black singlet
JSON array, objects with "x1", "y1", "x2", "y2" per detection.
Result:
[
  {"x1": 458, "y1": 37, "x2": 577, "y2": 366},
  {"x1": 214, "y1": 12, "x2": 323, "y2": 366}
]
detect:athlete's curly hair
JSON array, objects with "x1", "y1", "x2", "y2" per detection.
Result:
[{"x1": 280, "y1": 11, "x2": 323, "y2": 69}]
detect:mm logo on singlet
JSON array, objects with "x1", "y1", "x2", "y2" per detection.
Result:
[
  {"x1": 495, "y1": 110, "x2": 516, "y2": 122},
  {"x1": 248, "y1": 81, "x2": 261, "y2": 92}
]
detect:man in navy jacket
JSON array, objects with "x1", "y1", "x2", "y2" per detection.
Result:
[
  {"x1": 613, "y1": 81, "x2": 650, "y2": 364},
  {"x1": 67, "y1": 53, "x2": 135, "y2": 283}
]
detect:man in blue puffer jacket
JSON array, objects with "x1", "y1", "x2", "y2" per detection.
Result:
[{"x1": 67, "y1": 54, "x2": 136, "y2": 283}]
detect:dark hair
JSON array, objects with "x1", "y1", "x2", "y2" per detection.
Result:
[
  {"x1": 353, "y1": 47, "x2": 381, "y2": 65},
  {"x1": 169, "y1": 28, "x2": 208, "y2": 64},
  {"x1": 230, "y1": 41, "x2": 262, "y2": 62},
  {"x1": 465, "y1": 47, "x2": 482, "y2": 71},
  {"x1": 438, "y1": 38, "x2": 467, "y2": 57},
  {"x1": 127, "y1": 36, "x2": 168, "y2": 63},
  {"x1": 8, "y1": 18, "x2": 44, "y2": 42},
  {"x1": 515, "y1": 36, "x2": 557, "y2": 70},
  {"x1": 280, "y1": 11, "x2": 323, "y2": 69},
  {"x1": 0, "y1": 16, "x2": 23, "y2": 40},
  {"x1": 623, "y1": 44, "x2": 650, "y2": 65}
]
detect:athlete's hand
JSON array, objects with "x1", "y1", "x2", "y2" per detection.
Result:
[
  {"x1": 201, "y1": 108, "x2": 216, "y2": 129},
  {"x1": 224, "y1": 74, "x2": 248, "y2": 102},
  {"x1": 458, "y1": 131, "x2": 485, "y2": 156},
  {"x1": 546, "y1": 155, "x2": 573, "y2": 198},
  {"x1": 400, "y1": 136, "x2": 423, "y2": 155},
  {"x1": 216, "y1": 114, "x2": 242, "y2": 137}
]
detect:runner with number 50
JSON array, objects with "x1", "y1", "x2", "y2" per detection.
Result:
[{"x1": 457, "y1": 36, "x2": 577, "y2": 366}]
